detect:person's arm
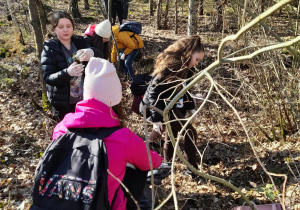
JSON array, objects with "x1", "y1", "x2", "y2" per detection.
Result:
[
  {"x1": 146, "y1": 79, "x2": 170, "y2": 122},
  {"x1": 41, "y1": 45, "x2": 71, "y2": 87},
  {"x1": 135, "y1": 35, "x2": 144, "y2": 49},
  {"x1": 125, "y1": 130, "x2": 162, "y2": 170}
]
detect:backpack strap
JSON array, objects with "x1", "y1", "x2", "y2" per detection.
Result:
[
  {"x1": 130, "y1": 33, "x2": 139, "y2": 44},
  {"x1": 69, "y1": 127, "x2": 120, "y2": 152},
  {"x1": 69, "y1": 127, "x2": 120, "y2": 137}
]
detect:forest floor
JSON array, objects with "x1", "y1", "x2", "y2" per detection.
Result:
[{"x1": 1, "y1": 0, "x2": 300, "y2": 209}]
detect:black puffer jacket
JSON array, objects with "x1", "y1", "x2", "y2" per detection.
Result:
[
  {"x1": 140, "y1": 68, "x2": 195, "y2": 122},
  {"x1": 41, "y1": 36, "x2": 102, "y2": 109}
]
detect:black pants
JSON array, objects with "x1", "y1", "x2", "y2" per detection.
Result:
[
  {"x1": 104, "y1": 0, "x2": 125, "y2": 25},
  {"x1": 122, "y1": 166, "x2": 147, "y2": 210},
  {"x1": 52, "y1": 104, "x2": 76, "y2": 122},
  {"x1": 163, "y1": 108, "x2": 198, "y2": 168}
]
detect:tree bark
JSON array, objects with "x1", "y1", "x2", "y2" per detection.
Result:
[
  {"x1": 215, "y1": 0, "x2": 223, "y2": 31},
  {"x1": 149, "y1": 0, "x2": 153, "y2": 16},
  {"x1": 27, "y1": 0, "x2": 47, "y2": 97},
  {"x1": 175, "y1": 0, "x2": 178, "y2": 34},
  {"x1": 163, "y1": 0, "x2": 170, "y2": 29},
  {"x1": 199, "y1": 0, "x2": 204, "y2": 15},
  {"x1": 188, "y1": 0, "x2": 196, "y2": 35},
  {"x1": 71, "y1": 0, "x2": 81, "y2": 18},
  {"x1": 36, "y1": 0, "x2": 47, "y2": 37},
  {"x1": 84, "y1": 0, "x2": 90, "y2": 10},
  {"x1": 156, "y1": 0, "x2": 162, "y2": 30}
]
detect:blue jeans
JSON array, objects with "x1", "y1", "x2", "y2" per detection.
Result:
[{"x1": 120, "y1": 49, "x2": 140, "y2": 80}]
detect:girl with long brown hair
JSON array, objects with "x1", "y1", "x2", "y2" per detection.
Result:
[{"x1": 140, "y1": 35, "x2": 204, "y2": 178}]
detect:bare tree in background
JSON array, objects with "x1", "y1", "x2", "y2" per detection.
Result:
[
  {"x1": 215, "y1": 0, "x2": 224, "y2": 31},
  {"x1": 188, "y1": 0, "x2": 197, "y2": 35},
  {"x1": 149, "y1": 0, "x2": 154, "y2": 16},
  {"x1": 199, "y1": 0, "x2": 204, "y2": 15},
  {"x1": 36, "y1": 0, "x2": 47, "y2": 37},
  {"x1": 27, "y1": 0, "x2": 47, "y2": 98},
  {"x1": 175, "y1": 0, "x2": 178, "y2": 34},
  {"x1": 71, "y1": 0, "x2": 81, "y2": 18},
  {"x1": 6, "y1": 0, "x2": 25, "y2": 45},
  {"x1": 84, "y1": 0, "x2": 90, "y2": 10},
  {"x1": 163, "y1": 0, "x2": 170, "y2": 29},
  {"x1": 156, "y1": 0, "x2": 162, "y2": 29}
]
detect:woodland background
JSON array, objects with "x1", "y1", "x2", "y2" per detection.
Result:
[{"x1": 1, "y1": 0, "x2": 300, "y2": 209}]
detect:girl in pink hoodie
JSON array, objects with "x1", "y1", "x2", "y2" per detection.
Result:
[{"x1": 53, "y1": 57, "x2": 162, "y2": 209}]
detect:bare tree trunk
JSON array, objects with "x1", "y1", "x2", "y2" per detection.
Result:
[
  {"x1": 68, "y1": 0, "x2": 73, "y2": 13},
  {"x1": 163, "y1": 0, "x2": 170, "y2": 29},
  {"x1": 175, "y1": 0, "x2": 178, "y2": 34},
  {"x1": 27, "y1": 0, "x2": 47, "y2": 100},
  {"x1": 188, "y1": 0, "x2": 196, "y2": 35},
  {"x1": 199, "y1": 0, "x2": 204, "y2": 15},
  {"x1": 71, "y1": 0, "x2": 81, "y2": 18},
  {"x1": 261, "y1": 0, "x2": 265, "y2": 12},
  {"x1": 149, "y1": 0, "x2": 154, "y2": 16},
  {"x1": 215, "y1": 0, "x2": 223, "y2": 31},
  {"x1": 84, "y1": 0, "x2": 90, "y2": 10},
  {"x1": 156, "y1": 0, "x2": 162, "y2": 30},
  {"x1": 6, "y1": 0, "x2": 25, "y2": 45},
  {"x1": 36, "y1": 0, "x2": 47, "y2": 37},
  {"x1": 237, "y1": 3, "x2": 241, "y2": 29},
  {"x1": 108, "y1": 0, "x2": 112, "y2": 21}
]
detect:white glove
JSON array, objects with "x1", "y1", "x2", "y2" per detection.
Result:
[
  {"x1": 67, "y1": 62, "x2": 84, "y2": 77},
  {"x1": 153, "y1": 122, "x2": 163, "y2": 135},
  {"x1": 120, "y1": 53, "x2": 126, "y2": 60},
  {"x1": 77, "y1": 49, "x2": 94, "y2": 62}
]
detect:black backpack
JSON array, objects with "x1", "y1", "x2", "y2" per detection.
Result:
[
  {"x1": 30, "y1": 127, "x2": 120, "y2": 210},
  {"x1": 119, "y1": 21, "x2": 142, "y2": 35}
]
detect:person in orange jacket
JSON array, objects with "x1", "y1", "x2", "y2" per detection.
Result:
[{"x1": 111, "y1": 25, "x2": 144, "y2": 81}]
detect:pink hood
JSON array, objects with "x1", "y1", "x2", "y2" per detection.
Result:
[{"x1": 53, "y1": 98, "x2": 162, "y2": 210}]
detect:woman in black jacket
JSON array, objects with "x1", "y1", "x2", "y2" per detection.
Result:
[
  {"x1": 41, "y1": 10, "x2": 102, "y2": 121},
  {"x1": 140, "y1": 35, "x2": 205, "y2": 176}
]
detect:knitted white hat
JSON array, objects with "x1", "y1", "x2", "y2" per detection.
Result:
[
  {"x1": 84, "y1": 57, "x2": 122, "y2": 107},
  {"x1": 95, "y1": 19, "x2": 111, "y2": 38}
]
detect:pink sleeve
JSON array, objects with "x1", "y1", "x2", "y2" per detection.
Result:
[
  {"x1": 125, "y1": 131, "x2": 163, "y2": 170},
  {"x1": 52, "y1": 122, "x2": 68, "y2": 140}
]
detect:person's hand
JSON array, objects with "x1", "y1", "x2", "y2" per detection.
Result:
[
  {"x1": 67, "y1": 62, "x2": 84, "y2": 77},
  {"x1": 122, "y1": 19, "x2": 128, "y2": 24},
  {"x1": 120, "y1": 53, "x2": 126, "y2": 60},
  {"x1": 77, "y1": 49, "x2": 94, "y2": 62},
  {"x1": 153, "y1": 122, "x2": 163, "y2": 135}
]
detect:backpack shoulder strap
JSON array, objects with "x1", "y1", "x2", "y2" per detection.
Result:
[
  {"x1": 95, "y1": 126, "x2": 121, "y2": 139},
  {"x1": 130, "y1": 33, "x2": 139, "y2": 43},
  {"x1": 69, "y1": 127, "x2": 120, "y2": 138}
]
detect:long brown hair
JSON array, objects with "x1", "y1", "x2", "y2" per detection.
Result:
[
  {"x1": 45, "y1": 10, "x2": 75, "y2": 40},
  {"x1": 88, "y1": 32, "x2": 109, "y2": 59},
  {"x1": 112, "y1": 102, "x2": 125, "y2": 127},
  {"x1": 152, "y1": 35, "x2": 204, "y2": 81}
]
